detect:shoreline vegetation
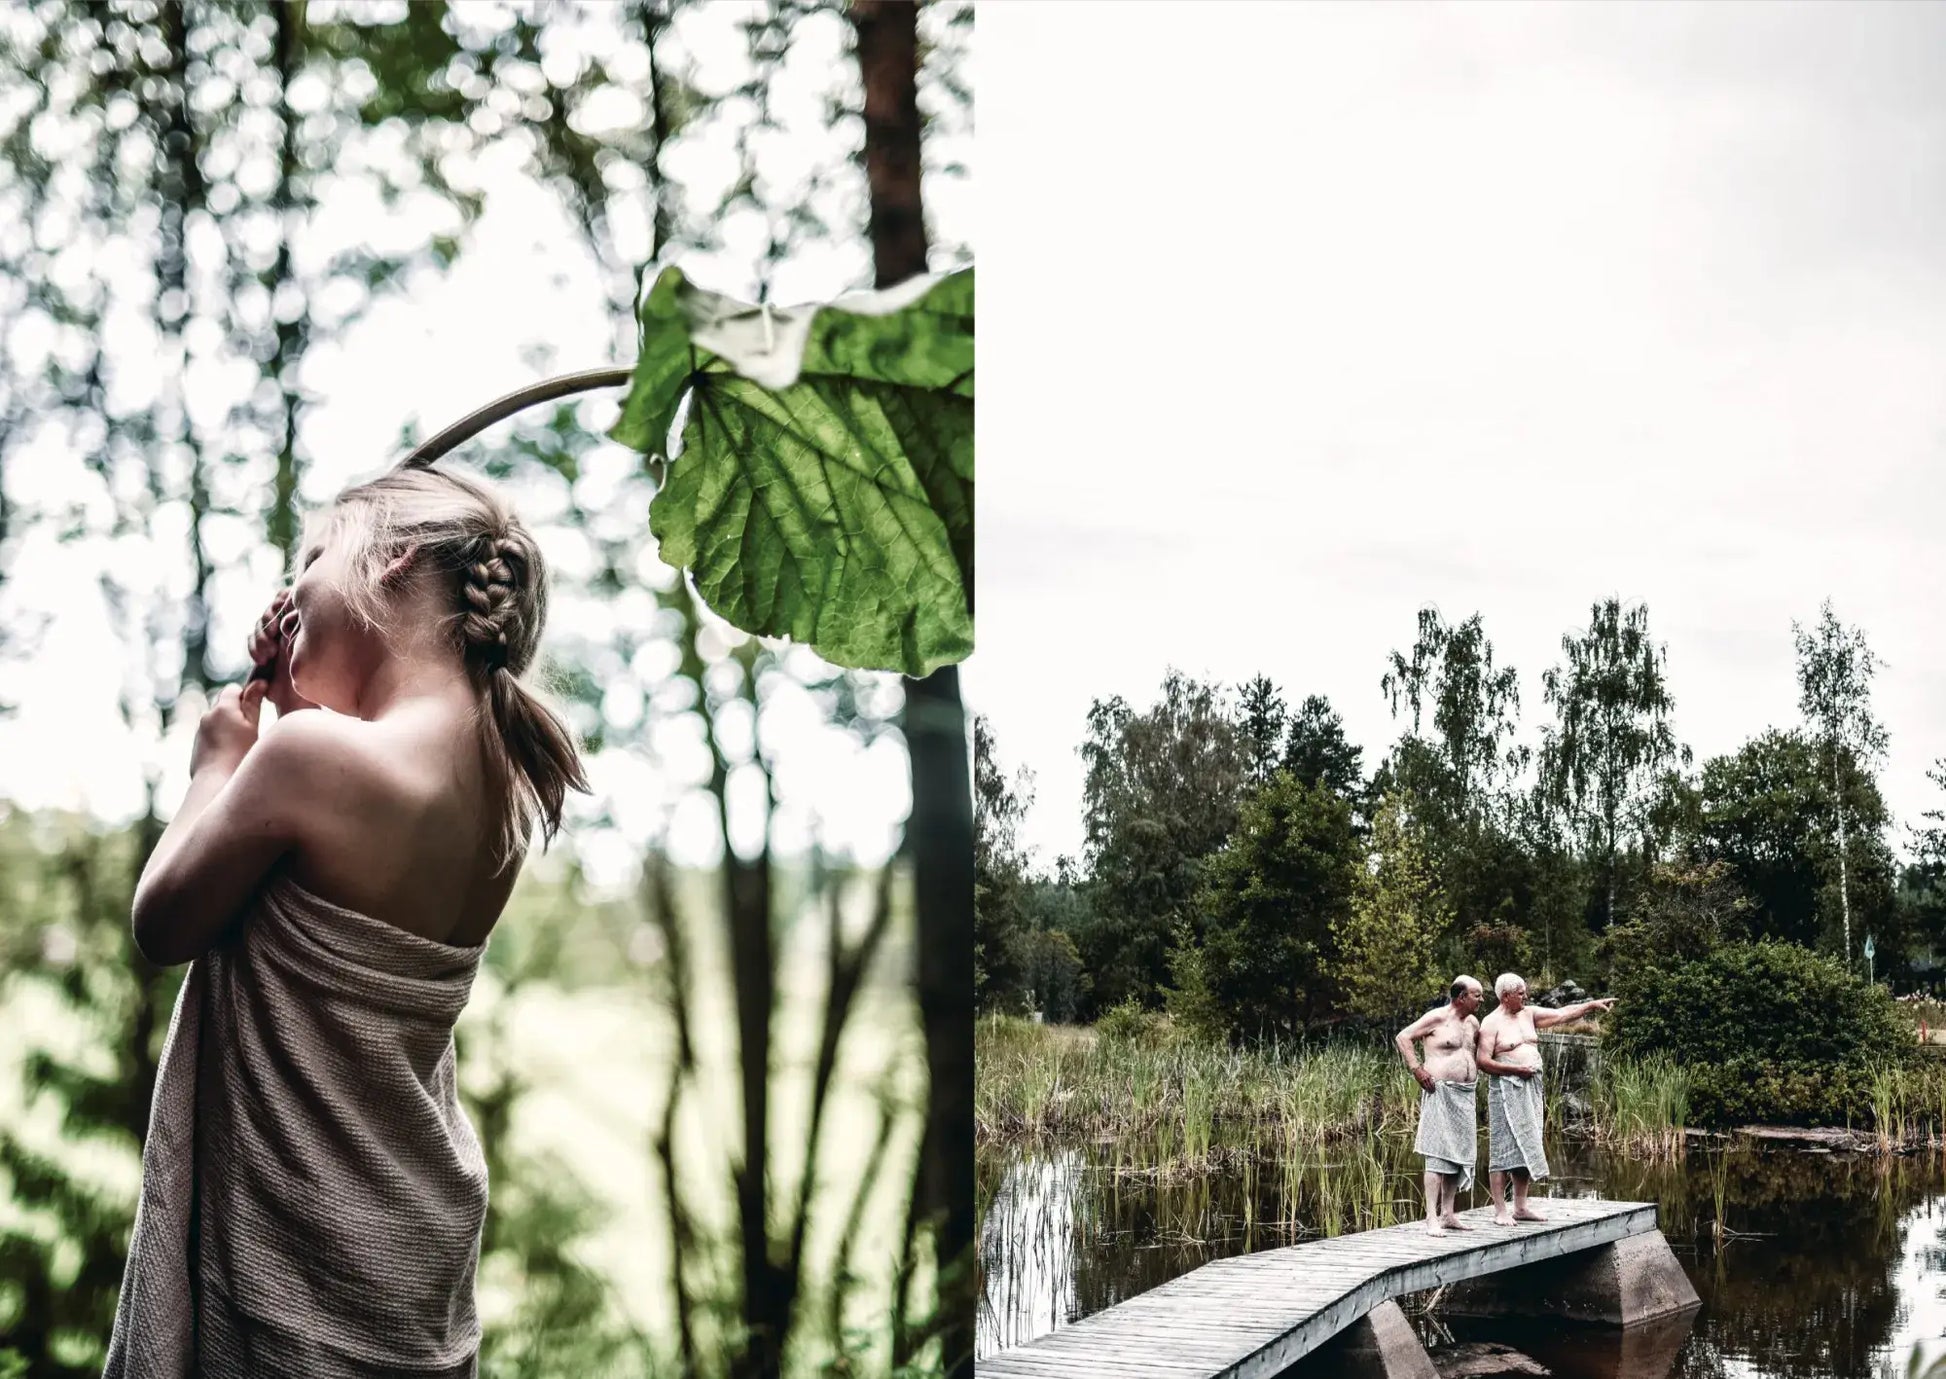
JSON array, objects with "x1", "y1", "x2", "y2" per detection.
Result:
[{"x1": 976, "y1": 1014, "x2": 1946, "y2": 1166}]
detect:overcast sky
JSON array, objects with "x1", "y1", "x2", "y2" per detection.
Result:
[{"x1": 968, "y1": 1, "x2": 1946, "y2": 869}]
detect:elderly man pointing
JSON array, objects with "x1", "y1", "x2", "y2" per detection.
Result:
[
  {"x1": 1476, "y1": 973, "x2": 1616, "y2": 1225},
  {"x1": 1396, "y1": 975, "x2": 1486, "y2": 1236}
]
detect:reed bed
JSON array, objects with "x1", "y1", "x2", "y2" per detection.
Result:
[
  {"x1": 1863, "y1": 1059, "x2": 1946, "y2": 1152},
  {"x1": 1873, "y1": 1068, "x2": 1907, "y2": 1153},
  {"x1": 976, "y1": 1015, "x2": 1418, "y2": 1155},
  {"x1": 977, "y1": 1015, "x2": 1946, "y2": 1169},
  {"x1": 979, "y1": 1016, "x2": 1694, "y2": 1163},
  {"x1": 1586, "y1": 1054, "x2": 1691, "y2": 1159},
  {"x1": 1562, "y1": 1056, "x2": 1946, "y2": 1156}
]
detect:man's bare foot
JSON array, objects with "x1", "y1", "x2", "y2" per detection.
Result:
[
  {"x1": 1426, "y1": 1221, "x2": 1446, "y2": 1237},
  {"x1": 1512, "y1": 1207, "x2": 1549, "y2": 1222},
  {"x1": 1441, "y1": 1215, "x2": 1473, "y2": 1231},
  {"x1": 1491, "y1": 1213, "x2": 1515, "y2": 1226}
]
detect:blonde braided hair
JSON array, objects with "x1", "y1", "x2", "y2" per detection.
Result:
[
  {"x1": 301, "y1": 466, "x2": 587, "y2": 872},
  {"x1": 460, "y1": 531, "x2": 531, "y2": 671}
]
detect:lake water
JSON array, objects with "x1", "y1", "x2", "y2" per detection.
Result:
[{"x1": 977, "y1": 1134, "x2": 1946, "y2": 1377}]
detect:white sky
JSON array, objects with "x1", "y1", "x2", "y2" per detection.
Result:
[
  {"x1": 0, "y1": 3, "x2": 973, "y2": 888},
  {"x1": 967, "y1": 1, "x2": 1946, "y2": 868}
]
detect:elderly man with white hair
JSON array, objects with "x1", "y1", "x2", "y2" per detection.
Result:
[{"x1": 1475, "y1": 972, "x2": 1616, "y2": 1224}]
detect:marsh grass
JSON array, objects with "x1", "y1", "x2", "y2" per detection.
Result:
[
  {"x1": 980, "y1": 1014, "x2": 1705, "y2": 1161},
  {"x1": 1587, "y1": 1054, "x2": 1691, "y2": 1158},
  {"x1": 1706, "y1": 1148, "x2": 1731, "y2": 1242},
  {"x1": 976, "y1": 1016, "x2": 1414, "y2": 1160},
  {"x1": 979, "y1": 1016, "x2": 1946, "y2": 1176},
  {"x1": 1874, "y1": 1069, "x2": 1907, "y2": 1153},
  {"x1": 1861, "y1": 1059, "x2": 1946, "y2": 1152}
]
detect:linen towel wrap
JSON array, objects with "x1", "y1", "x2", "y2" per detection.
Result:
[
  {"x1": 1413, "y1": 1078, "x2": 1477, "y2": 1191},
  {"x1": 1487, "y1": 1070, "x2": 1551, "y2": 1181},
  {"x1": 103, "y1": 869, "x2": 491, "y2": 1379}
]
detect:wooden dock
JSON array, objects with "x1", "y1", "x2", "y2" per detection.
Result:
[{"x1": 977, "y1": 1198, "x2": 1662, "y2": 1378}]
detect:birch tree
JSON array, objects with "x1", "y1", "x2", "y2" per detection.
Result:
[
  {"x1": 1540, "y1": 597, "x2": 1689, "y2": 930},
  {"x1": 1793, "y1": 600, "x2": 1888, "y2": 968}
]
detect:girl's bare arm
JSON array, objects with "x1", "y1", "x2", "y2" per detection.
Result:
[{"x1": 132, "y1": 705, "x2": 337, "y2": 966}]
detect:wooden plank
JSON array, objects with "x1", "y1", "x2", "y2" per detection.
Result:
[
  {"x1": 1220, "y1": 1210, "x2": 1658, "y2": 1379},
  {"x1": 1050, "y1": 1307, "x2": 1288, "y2": 1336},
  {"x1": 981, "y1": 1336, "x2": 1224, "y2": 1370},
  {"x1": 1123, "y1": 1294, "x2": 1349, "y2": 1315},
  {"x1": 981, "y1": 1199, "x2": 1663, "y2": 1378},
  {"x1": 1091, "y1": 1300, "x2": 1340, "y2": 1330},
  {"x1": 980, "y1": 1337, "x2": 1233, "y2": 1378}
]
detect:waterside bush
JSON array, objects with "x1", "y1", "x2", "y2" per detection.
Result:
[{"x1": 1609, "y1": 939, "x2": 1914, "y2": 1127}]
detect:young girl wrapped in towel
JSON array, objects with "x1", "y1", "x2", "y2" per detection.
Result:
[{"x1": 105, "y1": 463, "x2": 588, "y2": 1378}]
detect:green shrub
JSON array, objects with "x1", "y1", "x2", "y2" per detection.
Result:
[
  {"x1": 1680, "y1": 1061, "x2": 1878, "y2": 1127},
  {"x1": 1463, "y1": 921, "x2": 1533, "y2": 990},
  {"x1": 1161, "y1": 924, "x2": 1227, "y2": 1044},
  {"x1": 1599, "y1": 858, "x2": 1750, "y2": 990},
  {"x1": 1610, "y1": 939, "x2": 1906, "y2": 1067},
  {"x1": 1610, "y1": 940, "x2": 1909, "y2": 1125},
  {"x1": 1023, "y1": 928, "x2": 1088, "y2": 1023},
  {"x1": 1096, "y1": 998, "x2": 1166, "y2": 1046}
]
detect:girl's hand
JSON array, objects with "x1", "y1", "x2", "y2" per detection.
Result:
[
  {"x1": 248, "y1": 587, "x2": 319, "y2": 716},
  {"x1": 246, "y1": 588, "x2": 293, "y2": 672},
  {"x1": 191, "y1": 680, "x2": 268, "y2": 778}
]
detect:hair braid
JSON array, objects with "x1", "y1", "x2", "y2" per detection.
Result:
[
  {"x1": 461, "y1": 531, "x2": 527, "y2": 669},
  {"x1": 313, "y1": 465, "x2": 587, "y2": 873}
]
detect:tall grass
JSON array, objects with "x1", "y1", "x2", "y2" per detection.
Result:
[
  {"x1": 977, "y1": 1015, "x2": 1946, "y2": 1170},
  {"x1": 1873, "y1": 1069, "x2": 1907, "y2": 1153},
  {"x1": 1705, "y1": 1148, "x2": 1730, "y2": 1243},
  {"x1": 976, "y1": 1015, "x2": 1415, "y2": 1156},
  {"x1": 1865, "y1": 1058, "x2": 1946, "y2": 1152},
  {"x1": 1587, "y1": 1053, "x2": 1690, "y2": 1158}
]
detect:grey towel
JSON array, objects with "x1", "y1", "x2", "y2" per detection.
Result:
[
  {"x1": 103, "y1": 869, "x2": 491, "y2": 1378},
  {"x1": 1488, "y1": 1070, "x2": 1551, "y2": 1181},
  {"x1": 1413, "y1": 1078, "x2": 1478, "y2": 1191}
]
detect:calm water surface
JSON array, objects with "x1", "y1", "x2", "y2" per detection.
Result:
[{"x1": 977, "y1": 1135, "x2": 1946, "y2": 1377}]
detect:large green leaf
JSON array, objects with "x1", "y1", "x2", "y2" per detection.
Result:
[{"x1": 608, "y1": 266, "x2": 974, "y2": 677}]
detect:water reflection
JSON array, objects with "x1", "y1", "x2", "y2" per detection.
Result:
[
  {"x1": 977, "y1": 1150, "x2": 1082, "y2": 1347},
  {"x1": 975, "y1": 1136, "x2": 1946, "y2": 1377}
]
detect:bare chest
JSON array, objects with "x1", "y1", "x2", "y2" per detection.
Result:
[
  {"x1": 1496, "y1": 1012, "x2": 1540, "y2": 1048},
  {"x1": 1425, "y1": 1015, "x2": 1477, "y2": 1054}
]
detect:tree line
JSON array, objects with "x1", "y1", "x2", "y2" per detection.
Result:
[{"x1": 975, "y1": 596, "x2": 1946, "y2": 1040}]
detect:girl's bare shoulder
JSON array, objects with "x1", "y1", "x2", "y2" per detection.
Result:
[
  {"x1": 263, "y1": 710, "x2": 498, "y2": 930},
  {"x1": 260, "y1": 711, "x2": 439, "y2": 832}
]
